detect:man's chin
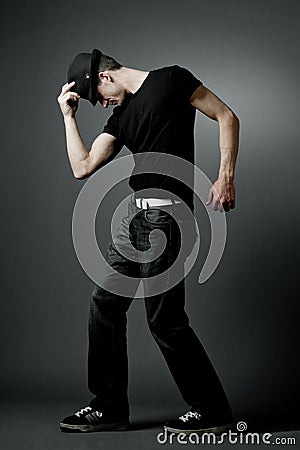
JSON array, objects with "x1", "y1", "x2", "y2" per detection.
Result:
[{"x1": 118, "y1": 93, "x2": 131, "y2": 106}]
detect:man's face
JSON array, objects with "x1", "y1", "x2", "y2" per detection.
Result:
[{"x1": 96, "y1": 72, "x2": 127, "y2": 108}]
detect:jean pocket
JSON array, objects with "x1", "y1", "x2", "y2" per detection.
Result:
[{"x1": 144, "y1": 208, "x2": 172, "y2": 227}]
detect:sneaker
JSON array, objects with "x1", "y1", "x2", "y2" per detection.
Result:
[
  {"x1": 164, "y1": 409, "x2": 232, "y2": 435},
  {"x1": 59, "y1": 406, "x2": 130, "y2": 433}
]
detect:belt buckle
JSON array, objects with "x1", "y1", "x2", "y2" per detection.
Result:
[
  {"x1": 135, "y1": 197, "x2": 149, "y2": 210},
  {"x1": 141, "y1": 199, "x2": 149, "y2": 210}
]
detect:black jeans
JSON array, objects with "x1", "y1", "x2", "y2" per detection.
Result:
[{"x1": 88, "y1": 198, "x2": 232, "y2": 419}]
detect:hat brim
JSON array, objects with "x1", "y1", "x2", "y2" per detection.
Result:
[{"x1": 88, "y1": 49, "x2": 102, "y2": 106}]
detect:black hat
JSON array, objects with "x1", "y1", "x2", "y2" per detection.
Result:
[{"x1": 67, "y1": 49, "x2": 102, "y2": 106}]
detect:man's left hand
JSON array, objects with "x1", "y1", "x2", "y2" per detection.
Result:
[{"x1": 206, "y1": 178, "x2": 236, "y2": 212}]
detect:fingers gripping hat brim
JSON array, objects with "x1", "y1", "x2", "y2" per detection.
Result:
[{"x1": 67, "y1": 49, "x2": 102, "y2": 107}]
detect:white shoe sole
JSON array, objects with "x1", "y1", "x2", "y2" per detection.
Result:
[
  {"x1": 60, "y1": 421, "x2": 130, "y2": 433},
  {"x1": 164, "y1": 422, "x2": 233, "y2": 435}
]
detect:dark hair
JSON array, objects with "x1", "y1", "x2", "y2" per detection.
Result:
[{"x1": 98, "y1": 54, "x2": 122, "y2": 72}]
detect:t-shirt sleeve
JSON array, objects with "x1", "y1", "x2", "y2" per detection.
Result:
[
  {"x1": 102, "y1": 107, "x2": 121, "y2": 138},
  {"x1": 171, "y1": 65, "x2": 203, "y2": 100}
]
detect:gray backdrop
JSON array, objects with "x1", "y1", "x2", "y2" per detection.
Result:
[{"x1": 1, "y1": 0, "x2": 299, "y2": 428}]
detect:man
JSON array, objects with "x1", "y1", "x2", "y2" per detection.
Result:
[{"x1": 57, "y1": 48, "x2": 239, "y2": 434}]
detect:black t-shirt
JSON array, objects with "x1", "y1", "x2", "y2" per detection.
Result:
[{"x1": 103, "y1": 65, "x2": 202, "y2": 210}]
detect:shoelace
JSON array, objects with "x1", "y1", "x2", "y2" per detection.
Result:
[
  {"x1": 75, "y1": 406, "x2": 92, "y2": 417},
  {"x1": 74, "y1": 406, "x2": 103, "y2": 419},
  {"x1": 179, "y1": 411, "x2": 202, "y2": 423}
]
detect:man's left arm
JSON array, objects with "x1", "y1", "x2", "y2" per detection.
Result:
[{"x1": 190, "y1": 85, "x2": 240, "y2": 212}]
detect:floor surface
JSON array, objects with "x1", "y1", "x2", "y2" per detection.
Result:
[{"x1": 0, "y1": 400, "x2": 299, "y2": 450}]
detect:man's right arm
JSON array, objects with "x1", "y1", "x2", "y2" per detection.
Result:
[{"x1": 57, "y1": 82, "x2": 120, "y2": 179}]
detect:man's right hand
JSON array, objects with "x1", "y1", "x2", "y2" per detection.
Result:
[{"x1": 57, "y1": 81, "x2": 80, "y2": 117}]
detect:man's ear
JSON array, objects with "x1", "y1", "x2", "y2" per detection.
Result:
[{"x1": 98, "y1": 71, "x2": 112, "y2": 83}]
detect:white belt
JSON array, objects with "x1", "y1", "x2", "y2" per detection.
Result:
[{"x1": 135, "y1": 197, "x2": 181, "y2": 210}]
